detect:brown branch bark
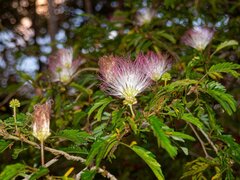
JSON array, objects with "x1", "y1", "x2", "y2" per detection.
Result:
[
  {"x1": 47, "y1": 0, "x2": 57, "y2": 44},
  {"x1": 0, "y1": 130, "x2": 117, "y2": 179},
  {"x1": 84, "y1": 0, "x2": 93, "y2": 14}
]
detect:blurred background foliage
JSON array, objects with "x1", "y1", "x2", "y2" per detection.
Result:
[{"x1": 0, "y1": 0, "x2": 240, "y2": 179}]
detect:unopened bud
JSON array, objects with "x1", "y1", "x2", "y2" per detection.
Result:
[{"x1": 32, "y1": 100, "x2": 52, "y2": 142}]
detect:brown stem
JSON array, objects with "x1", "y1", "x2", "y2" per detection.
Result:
[
  {"x1": 84, "y1": 0, "x2": 92, "y2": 14},
  {"x1": 47, "y1": 0, "x2": 58, "y2": 44}
]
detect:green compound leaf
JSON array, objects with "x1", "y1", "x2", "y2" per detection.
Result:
[
  {"x1": 29, "y1": 167, "x2": 49, "y2": 180},
  {"x1": 130, "y1": 145, "x2": 165, "y2": 180},
  {"x1": 148, "y1": 115, "x2": 178, "y2": 158},
  {"x1": 80, "y1": 169, "x2": 96, "y2": 180},
  {"x1": 12, "y1": 147, "x2": 28, "y2": 159},
  {"x1": 0, "y1": 163, "x2": 26, "y2": 180},
  {"x1": 219, "y1": 135, "x2": 240, "y2": 164},
  {"x1": 170, "y1": 132, "x2": 195, "y2": 141},
  {"x1": 58, "y1": 145, "x2": 88, "y2": 155},
  {"x1": 181, "y1": 113, "x2": 204, "y2": 129},
  {"x1": 200, "y1": 81, "x2": 237, "y2": 116},
  {"x1": 86, "y1": 135, "x2": 117, "y2": 167},
  {"x1": 0, "y1": 140, "x2": 12, "y2": 153},
  {"x1": 55, "y1": 129, "x2": 93, "y2": 145},
  {"x1": 88, "y1": 97, "x2": 113, "y2": 121},
  {"x1": 211, "y1": 40, "x2": 238, "y2": 57},
  {"x1": 208, "y1": 62, "x2": 240, "y2": 78}
]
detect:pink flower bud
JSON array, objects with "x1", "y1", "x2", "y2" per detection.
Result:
[{"x1": 32, "y1": 100, "x2": 52, "y2": 142}]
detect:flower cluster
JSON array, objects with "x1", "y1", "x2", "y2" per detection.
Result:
[
  {"x1": 48, "y1": 48, "x2": 82, "y2": 84},
  {"x1": 99, "y1": 52, "x2": 172, "y2": 105},
  {"x1": 137, "y1": 51, "x2": 172, "y2": 81},
  {"x1": 32, "y1": 100, "x2": 52, "y2": 142},
  {"x1": 181, "y1": 27, "x2": 214, "y2": 51}
]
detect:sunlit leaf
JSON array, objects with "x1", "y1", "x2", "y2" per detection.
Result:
[
  {"x1": 211, "y1": 40, "x2": 238, "y2": 57},
  {"x1": 0, "y1": 163, "x2": 26, "y2": 180},
  {"x1": 170, "y1": 132, "x2": 195, "y2": 141},
  {"x1": 208, "y1": 62, "x2": 240, "y2": 78},
  {"x1": 0, "y1": 140, "x2": 12, "y2": 153},
  {"x1": 181, "y1": 113, "x2": 204, "y2": 129}
]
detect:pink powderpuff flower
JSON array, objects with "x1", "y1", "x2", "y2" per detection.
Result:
[
  {"x1": 48, "y1": 48, "x2": 81, "y2": 84},
  {"x1": 137, "y1": 51, "x2": 172, "y2": 81},
  {"x1": 32, "y1": 100, "x2": 52, "y2": 142},
  {"x1": 99, "y1": 56, "x2": 151, "y2": 105},
  {"x1": 181, "y1": 27, "x2": 214, "y2": 51},
  {"x1": 136, "y1": 7, "x2": 156, "y2": 26}
]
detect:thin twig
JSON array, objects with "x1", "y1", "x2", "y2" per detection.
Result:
[
  {"x1": 0, "y1": 131, "x2": 117, "y2": 179},
  {"x1": 91, "y1": 166, "x2": 117, "y2": 180},
  {"x1": 187, "y1": 123, "x2": 212, "y2": 159},
  {"x1": 75, "y1": 167, "x2": 88, "y2": 180},
  {"x1": 199, "y1": 128, "x2": 218, "y2": 154},
  {"x1": 44, "y1": 156, "x2": 59, "y2": 167}
]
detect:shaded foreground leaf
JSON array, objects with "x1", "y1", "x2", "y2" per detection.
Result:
[
  {"x1": 55, "y1": 129, "x2": 92, "y2": 145},
  {"x1": 29, "y1": 167, "x2": 49, "y2": 180},
  {"x1": 130, "y1": 145, "x2": 164, "y2": 180},
  {"x1": 148, "y1": 115, "x2": 178, "y2": 158},
  {"x1": 0, "y1": 163, "x2": 26, "y2": 180},
  {"x1": 86, "y1": 135, "x2": 117, "y2": 167}
]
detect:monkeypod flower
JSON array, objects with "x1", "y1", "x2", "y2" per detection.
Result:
[
  {"x1": 32, "y1": 100, "x2": 52, "y2": 142},
  {"x1": 181, "y1": 27, "x2": 214, "y2": 51},
  {"x1": 136, "y1": 7, "x2": 156, "y2": 26},
  {"x1": 48, "y1": 48, "x2": 81, "y2": 84},
  {"x1": 99, "y1": 56, "x2": 151, "y2": 105},
  {"x1": 137, "y1": 51, "x2": 172, "y2": 81},
  {"x1": 98, "y1": 55, "x2": 119, "y2": 83}
]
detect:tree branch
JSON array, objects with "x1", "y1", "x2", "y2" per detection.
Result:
[{"x1": 0, "y1": 130, "x2": 117, "y2": 179}]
